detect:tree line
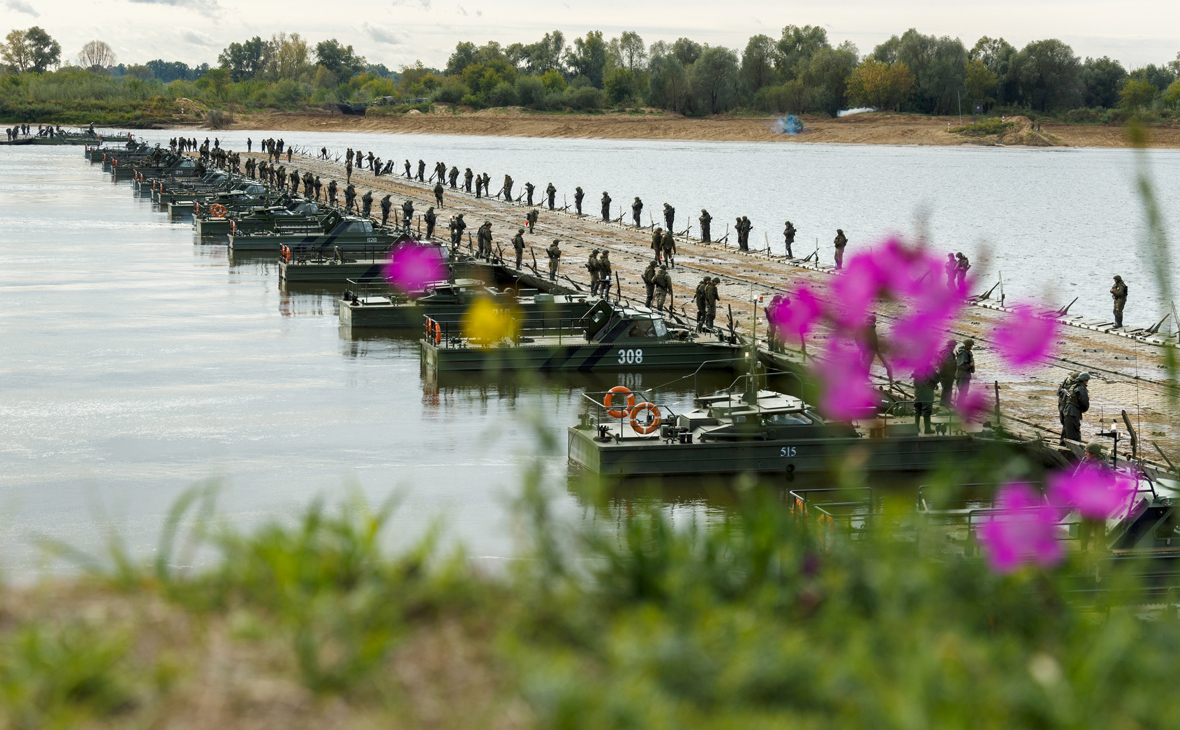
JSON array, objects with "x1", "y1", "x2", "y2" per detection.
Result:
[{"x1": 3, "y1": 24, "x2": 1179, "y2": 124}]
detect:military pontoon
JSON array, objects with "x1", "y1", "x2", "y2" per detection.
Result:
[
  {"x1": 420, "y1": 300, "x2": 743, "y2": 374},
  {"x1": 194, "y1": 199, "x2": 322, "y2": 238},
  {"x1": 229, "y1": 211, "x2": 396, "y2": 254}
]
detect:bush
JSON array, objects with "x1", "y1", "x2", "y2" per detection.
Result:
[
  {"x1": 205, "y1": 109, "x2": 234, "y2": 129},
  {"x1": 751, "y1": 84, "x2": 795, "y2": 114},
  {"x1": 1063, "y1": 107, "x2": 1109, "y2": 124},
  {"x1": 515, "y1": 75, "x2": 546, "y2": 109},
  {"x1": 564, "y1": 86, "x2": 604, "y2": 111},
  {"x1": 487, "y1": 81, "x2": 518, "y2": 107},
  {"x1": 430, "y1": 82, "x2": 469, "y2": 105},
  {"x1": 951, "y1": 119, "x2": 1016, "y2": 136}
]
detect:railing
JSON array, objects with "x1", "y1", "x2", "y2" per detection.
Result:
[
  {"x1": 283, "y1": 244, "x2": 393, "y2": 265},
  {"x1": 577, "y1": 387, "x2": 681, "y2": 441},
  {"x1": 790, "y1": 487, "x2": 876, "y2": 536},
  {"x1": 423, "y1": 312, "x2": 593, "y2": 349}
]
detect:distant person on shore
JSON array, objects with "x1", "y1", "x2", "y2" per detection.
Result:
[
  {"x1": 651, "y1": 228, "x2": 664, "y2": 264},
  {"x1": 417, "y1": 160, "x2": 426, "y2": 182},
  {"x1": 663, "y1": 203, "x2": 675, "y2": 232},
  {"x1": 434, "y1": 182, "x2": 445, "y2": 208},
  {"x1": 954, "y1": 339, "x2": 975, "y2": 399},
  {"x1": 783, "y1": 221, "x2": 797, "y2": 258},
  {"x1": 361, "y1": 190, "x2": 373, "y2": 219},
  {"x1": 587, "y1": 251, "x2": 601, "y2": 294},
  {"x1": 328, "y1": 180, "x2": 338, "y2": 206},
  {"x1": 449, "y1": 166, "x2": 459, "y2": 188},
  {"x1": 380, "y1": 195, "x2": 392, "y2": 226},
  {"x1": 502, "y1": 175, "x2": 513, "y2": 201},
  {"x1": 574, "y1": 187, "x2": 584, "y2": 216},
  {"x1": 404, "y1": 160, "x2": 412, "y2": 179},
  {"x1": 1110, "y1": 275, "x2": 1128, "y2": 328},
  {"x1": 954, "y1": 252, "x2": 971, "y2": 289},
  {"x1": 632, "y1": 197, "x2": 644, "y2": 227},
  {"x1": 464, "y1": 168, "x2": 473, "y2": 192},
  {"x1": 477, "y1": 221, "x2": 493, "y2": 260},
  {"x1": 945, "y1": 253, "x2": 957, "y2": 288},
  {"x1": 1061, "y1": 372, "x2": 1090, "y2": 442},
  {"x1": 705, "y1": 277, "x2": 721, "y2": 329},
  {"x1": 402, "y1": 199, "x2": 415, "y2": 229},
  {"x1": 938, "y1": 339, "x2": 957, "y2": 407},
  {"x1": 601, "y1": 192, "x2": 612, "y2": 222},
  {"x1": 513, "y1": 229, "x2": 525, "y2": 268},
  {"x1": 344, "y1": 184, "x2": 356, "y2": 213},
  {"x1": 546, "y1": 183, "x2": 556, "y2": 211},
  {"x1": 424, "y1": 207, "x2": 437, "y2": 239},
  {"x1": 654, "y1": 265, "x2": 672, "y2": 311},
  {"x1": 599, "y1": 251, "x2": 612, "y2": 296},
  {"x1": 526, "y1": 209, "x2": 539, "y2": 234},
  {"x1": 662, "y1": 228, "x2": 677, "y2": 268},
  {"x1": 833, "y1": 229, "x2": 848, "y2": 269},
  {"x1": 643, "y1": 261, "x2": 658, "y2": 307},
  {"x1": 525, "y1": 182, "x2": 535, "y2": 206},
  {"x1": 475, "y1": 175, "x2": 483, "y2": 198}
]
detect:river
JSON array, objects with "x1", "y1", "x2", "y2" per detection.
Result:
[{"x1": 1, "y1": 134, "x2": 1177, "y2": 576}]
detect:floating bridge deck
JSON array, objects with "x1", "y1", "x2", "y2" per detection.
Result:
[{"x1": 207, "y1": 150, "x2": 1180, "y2": 464}]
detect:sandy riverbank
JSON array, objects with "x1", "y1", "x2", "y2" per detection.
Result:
[{"x1": 206, "y1": 108, "x2": 1180, "y2": 149}]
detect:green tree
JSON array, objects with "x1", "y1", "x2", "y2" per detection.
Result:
[
  {"x1": 521, "y1": 31, "x2": 565, "y2": 74},
  {"x1": 2, "y1": 29, "x2": 31, "y2": 73},
  {"x1": 1128, "y1": 64, "x2": 1177, "y2": 92},
  {"x1": 964, "y1": 58, "x2": 998, "y2": 104},
  {"x1": 24, "y1": 27, "x2": 60, "y2": 73},
  {"x1": 873, "y1": 29, "x2": 966, "y2": 114},
  {"x1": 1119, "y1": 77, "x2": 1158, "y2": 110},
  {"x1": 1009, "y1": 39, "x2": 1083, "y2": 111},
  {"x1": 540, "y1": 69, "x2": 566, "y2": 92},
  {"x1": 566, "y1": 31, "x2": 608, "y2": 88},
  {"x1": 969, "y1": 36, "x2": 1017, "y2": 104},
  {"x1": 204, "y1": 67, "x2": 230, "y2": 98},
  {"x1": 646, "y1": 54, "x2": 692, "y2": 113},
  {"x1": 740, "y1": 34, "x2": 779, "y2": 95},
  {"x1": 1081, "y1": 56, "x2": 1127, "y2": 108},
  {"x1": 315, "y1": 39, "x2": 365, "y2": 80},
  {"x1": 800, "y1": 44, "x2": 859, "y2": 116},
  {"x1": 671, "y1": 38, "x2": 703, "y2": 67},
  {"x1": 615, "y1": 31, "x2": 646, "y2": 73},
  {"x1": 445, "y1": 42, "x2": 478, "y2": 76},
  {"x1": 603, "y1": 66, "x2": 639, "y2": 105},
  {"x1": 847, "y1": 59, "x2": 915, "y2": 110},
  {"x1": 776, "y1": 24, "x2": 829, "y2": 81},
  {"x1": 690, "y1": 46, "x2": 741, "y2": 114},
  {"x1": 1163, "y1": 79, "x2": 1180, "y2": 109},
  {"x1": 217, "y1": 37, "x2": 269, "y2": 82}
]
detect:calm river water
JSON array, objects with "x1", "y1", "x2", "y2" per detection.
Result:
[{"x1": 1, "y1": 134, "x2": 1177, "y2": 576}]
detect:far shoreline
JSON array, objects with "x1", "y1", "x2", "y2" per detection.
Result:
[{"x1": 160, "y1": 108, "x2": 1180, "y2": 150}]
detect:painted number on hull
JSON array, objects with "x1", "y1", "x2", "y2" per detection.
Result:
[
  {"x1": 617, "y1": 349, "x2": 644, "y2": 365},
  {"x1": 780, "y1": 447, "x2": 797, "y2": 457}
]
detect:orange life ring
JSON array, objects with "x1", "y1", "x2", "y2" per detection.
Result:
[
  {"x1": 604, "y1": 386, "x2": 635, "y2": 419},
  {"x1": 424, "y1": 318, "x2": 441, "y2": 344},
  {"x1": 210, "y1": 203, "x2": 227, "y2": 218},
  {"x1": 229, "y1": 219, "x2": 236, "y2": 235},
  {"x1": 629, "y1": 402, "x2": 661, "y2": 435},
  {"x1": 280, "y1": 244, "x2": 291, "y2": 262}
]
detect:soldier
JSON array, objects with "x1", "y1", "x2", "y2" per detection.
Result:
[
  {"x1": 601, "y1": 191, "x2": 612, "y2": 222},
  {"x1": 954, "y1": 252, "x2": 971, "y2": 289},
  {"x1": 424, "y1": 206, "x2": 437, "y2": 239},
  {"x1": 651, "y1": 227, "x2": 664, "y2": 265},
  {"x1": 450, "y1": 212, "x2": 467, "y2": 245},
  {"x1": 833, "y1": 229, "x2": 848, "y2": 269},
  {"x1": 954, "y1": 339, "x2": 975, "y2": 399},
  {"x1": 368, "y1": 151, "x2": 375, "y2": 171},
  {"x1": 344, "y1": 183, "x2": 356, "y2": 213},
  {"x1": 739, "y1": 216, "x2": 753, "y2": 251},
  {"x1": 662, "y1": 228, "x2": 677, "y2": 269},
  {"x1": 694, "y1": 277, "x2": 709, "y2": 330},
  {"x1": 513, "y1": 229, "x2": 526, "y2": 269},
  {"x1": 654, "y1": 265, "x2": 672, "y2": 312},
  {"x1": 1062, "y1": 372, "x2": 1090, "y2": 442},
  {"x1": 404, "y1": 159, "x2": 412, "y2": 178},
  {"x1": 247, "y1": 137, "x2": 252, "y2": 152},
  {"x1": 632, "y1": 197, "x2": 644, "y2": 228},
  {"x1": 313, "y1": 176, "x2": 322, "y2": 201},
  {"x1": 503, "y1": 174, "x2": 514, "y2": 201},
  {"x1": 860, "y1": 315, "x2": 893, "y2": 381},
  {"x1": 586, "y1": 250, "x2": 601, "y2": 294},
  {"x1": 477, "y1": 221, "x2": 493, "y2": 260},
  {"x1": 361, "y1": 190, "x2": 373, "y2": 219},
  {"x1": 449, "y1": 166, "x2": 459, "y2": 189},
  {"x1": 526, "y1": 209, "x2": 539, "y2": 234},
  {"x1": 287, "y1": 147, "x2": 292, "y2": 163},
  {"x1": 433, "y1": 181, "x2": 444, "y2": 208},
  {"x1": 1110, "y1": 275, "x2": 1128, "y2": 328},
  {"x1": 913, "y1": 370, "x2": 937, "y2": 434},
  {"x1": 642, "y1": 260, "x2": 658, "y2": 308},
  {"x1": 945, "y1": 253, "x2": 958, "y2": 288},
  {"x1": 525, "y1": 181, "x2": 535, "y2": 206},
  {"x1": 546, "y1": 183, "x2": 556, "y2": 211},
  {"x1": 303, "y1": 172, "x2": 314, "y2": 196},
  {"x1": 402, "y1": 199, "x2": 414, "y2": 229},
  {"x1": 380, "y1": 194, "x2": 392, "y2": 227},
  {"x1": 327, "y1": 179, "x2": 338, "y2": 206},
  {"x1": 475, "y1": 174, "x2": 483, "y2": 199},
  {"x1": 574, "y1": 187, "x2": 585, "y2": 216},
  {"x1": 663, "y1": 203, "x2": 675, "y2": 232},
  {"x1": 276, "y1": 165, "x2": 286, "y2": 189},
  {"x1": 482, "y1": 172, "x2": 491, "y2": 195},
  {"x1": 599, "y1": 251, "x2": 613, "y2": 297},
  {"x1": 547, "y1": 239, "x2": 562, "y2": 281},
  {"x1": 937, "y1": 339, "x2": 957, "y2": 408},
  {"x1": 699, "y1": 209, "x2": 712, "y2": 243},
  {"x1": 417, "y1": 159, "x2": 426, "y2": 182},
  {"x1": 345, "y1": 156, "x2": 353, "y2": 184},
  {"x1": 464, "y1": 168, "x2": 473, "y2": 193},
  {"x1": 783, "y1": 221, "x2": 797, "y2": 258},
  {"x1": 705, "y1": 277, "x2": 721, "y2": 329}
]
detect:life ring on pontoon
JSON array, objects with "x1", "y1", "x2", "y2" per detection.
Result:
[
  {"x1": 629, "y1": 402, "x2": 661, "y2": 435},
  {"x1": 604, "y1": 386, "x2": 635, "y2": 419}
]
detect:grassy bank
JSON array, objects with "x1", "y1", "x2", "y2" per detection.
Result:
[{"x1": 5, "y1": 478, "x2": 1180, "y2": 729}]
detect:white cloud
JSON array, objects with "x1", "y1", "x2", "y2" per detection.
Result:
[
  {"x1": 127, "y1": 0, "x2": 218, "y2": 10},
  {"x1": 4, "y1": 0, "x2": 38, "y2": 15},
  {"x1": 181, "y1": 30, "x2": 220, "y2": 47},
  {"x1": 363, "y1": 22, "x2": 406, "y2": 45}
]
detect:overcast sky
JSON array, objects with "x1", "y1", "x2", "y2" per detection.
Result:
[{"x1": 5, "y1": 0, "x2": 1179, "y2": 71}]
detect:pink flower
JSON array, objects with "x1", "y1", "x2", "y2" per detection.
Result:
[
  {"x1": 384, "y1": 242, "x2": 444, "y2": 294},
  {"x1": 768, "y1": 285, "x2": 823, "y2": 342},
  {"x1": 978, "y1": 483, "x2": 1064, "y2": 573},
  {"x1": 993, "y1": 303, "x2": 1060, "y2": 370},
  {"x1": 815, "y1": 339, "x2": 879, "y2": 420},
  {"x1": 830, "y1": 253, "x2": 887, "y2": 328},
  {"x1": 1047, "y1": 463, "x2": 1137, "y2": 520},
  {"x1": 952, "y1": 386, "x2": 991, "y2": 423}
]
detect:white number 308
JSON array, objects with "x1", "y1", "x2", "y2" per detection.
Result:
[{"x1": 617, "y1": 349, "x2": 644, "y2": 365}]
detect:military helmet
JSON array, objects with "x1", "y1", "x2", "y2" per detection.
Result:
[
  {"x1": 1077, "y1": 372, "x2": 1090, "y2": 381},
  {"x1": 1114, "y1": 274, "x2": 1122, "y2": 280},
  {"x1": 518, "y1": 228, "x2": 524, "y2": 233},
  {"x1": 712, "y1": 277, "x2": 720, "y2": 283},
  {"x1": 484, "y1": 220, "x2": 491, "y2": 225},
  {"x1": 659, "y1": 265, "x2": 667, "y2": 270},
  {"x1": 553, "y1": 239, "x2": 561, "y2": 245},
  {"x1": 963, "y1": 338, "x2": 975, "y2": 347},
  {"x1": 1085, "y1": 441, "x2": 1105, "y2": 456}
]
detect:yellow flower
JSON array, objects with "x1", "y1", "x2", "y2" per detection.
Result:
[{"x1": 462, "y1": 297, "x2": 519, "y2": 347}]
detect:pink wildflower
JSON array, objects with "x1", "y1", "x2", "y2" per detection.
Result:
[
  {"x1": 768, "y1": 285, "x2": 823, "y2": 342},
  {"x1": 816, "y1": 339, "x2": 879, "y2": 420},
  {"x1": 384, "y1": 242, "x2": 445, "y2": 295},
  {"x1": 1047, "y1": 463, "x2": 1137, "y2": 520},
  {"x1": 952, "y1": 386, "x2": 991, "y2": 423},
  {"x1": 994, "y1": 303, "x2": 1060, "y2": 370},
  {"x1": 978, "y1": 483, "x2": 1064, "y2": 573}
]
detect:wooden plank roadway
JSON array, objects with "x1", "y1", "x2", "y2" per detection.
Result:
[{"x1": 238, "y1": 150, "x2": 1180, "y2": 464}]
